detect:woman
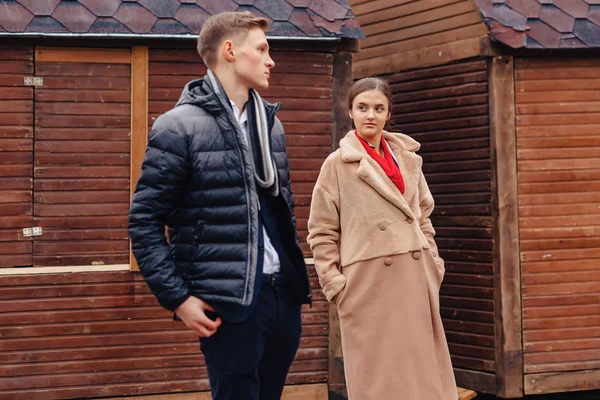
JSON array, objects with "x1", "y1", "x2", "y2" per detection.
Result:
[{"x1": 307, "y1": 78, "x2": 457, "y2": 399}]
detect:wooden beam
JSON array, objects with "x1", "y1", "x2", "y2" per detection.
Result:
[
  {"x1": 354, "y1": 35, "x2": 496, "y2": 78},
  {"x1": 129, "y1": 46, "x2": 149, "y2": 272},
  {"x1": 36, "y1": 47, "x2": 131, "y2": 64},
  {"x1": 328, "y1": 51, "x2": 352, "y2": 400},
  {"x1": 524, "y1": 370, "x2": 600, "y2": 395},
  {"x1": 489, "y1": 56, "x2": 523, "y2": 398},
  {"x1": 454, "y1": 368, "x2": 496, "y2": 395},
  {"x1": 332, "y1": 51, "x2": 353, "y2": 150},
  {"x1": 100, "y1": 383, "x2": 328, "y2": 400}
]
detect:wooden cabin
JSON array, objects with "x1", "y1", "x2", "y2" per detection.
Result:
[
  {"x1": 347, "y1": 0, "x2": 600, "y2": 398},
  {"x1": 0, "y1": 1, "x2": 362, "y2": 399}
]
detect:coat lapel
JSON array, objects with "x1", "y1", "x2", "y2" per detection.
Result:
[
  {"x1": 384, "y1": 131, "x2": 422, "y2": 204},
  {"x1": 340, "y1": 131, "x2": 419, "y2": 219}
]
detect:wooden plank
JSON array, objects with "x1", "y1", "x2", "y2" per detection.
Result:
[
  {"x1": 34, "y1": 203, "x2": 129, "y2": 217},
  {"x1": 35, "y1": 166, "x2": 128, "y2": 178},
  {"x1": 34, "y1": 191, "x2": 130, "y2": 204},
  {"x1": 36, "y1": 63, "x2": 131, "y2": 77},
  {"x1": 363, "y1": 2, "x2": 476, "y2": 37},
  {"x1": 35, "y1": 141, "x2": 130, "y2": 153},
  {"x1": 489, "y1": 56, "x2": 523, "y2": 398},
  {"x1": 35, "y1": 115, "x2": 130, "y2": 128},
  {"x1": 39, "y1": 77, "x2": 131, "y2": 90},
  {"x1": 363, "y1": 12, "x2": 484, "y2": 49},
  {"x1": 99, "y1": 383, "x2": 328, "y2": 400},
  {"x1": 0, "y1": 126, "x2": 33, "y2": 138},
  {"x1": 130, "y1": 46, "x2": 149, "y2": 273},
  {"x1": 36, "y1": 102, "x2": 130, "y2": 116},
  {"x1": 35, "y1": 127, "x2": 130, "y2": 141},
  {"x1": 36, "y1": 153, "x2": 129, "y2": 166},
  {"x1": 36, "y1": 47, "x2": 131, "y2": 64},
  {"x1": 524, "y1": 369, "x2": 600, "y2": 395},
  {"x1": 36, "y1": 89, "x2": 130, "y2": 103}
]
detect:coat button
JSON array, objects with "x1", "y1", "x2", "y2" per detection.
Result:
[
  {"x1": 379, "y1": 222, "x2": 387, "y2": 231},
  {"x1": 406, "y1": 218, "x2": 414, "y2": 225},
  {"x1": 384, "y1": 257, "x2": 393, "y2": 266},
  {"x1": 412, "y1": 251, "x2": 421, "y2": 260}
]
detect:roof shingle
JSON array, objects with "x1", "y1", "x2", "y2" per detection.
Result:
[
  {"x1": 0, "y1": 0, "x2": 362, "y2": 38},
  {"x1": 474, "y1": 0, "x2": 599, "y2": 48}
]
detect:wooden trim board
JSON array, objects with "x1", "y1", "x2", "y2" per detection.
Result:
[
  {"x1": 36, "y1": 47, "x2": 131, "y2": 64},
  {"x1": 129, "y1": 46, "x2": 149, "y2": 272},
  {"x1": 489, "y1": 56, "x2": 524, "y2": 398},
  {"x1": 0, "y1": 264, "x2": 129, "y2": 275},
  {"x1": 99, "y1": 383, "x2": 327, "y2": 400},
  {"x1": 524, "y1": 370, "x2": 600, "y2": 395},
  {"x1": 354, "y1": 35, "x2": 496, "y2": 78}
]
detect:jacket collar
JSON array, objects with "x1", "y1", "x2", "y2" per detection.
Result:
[{"x1": 339, "y1": 130, "x2": 422, "y2": 218}]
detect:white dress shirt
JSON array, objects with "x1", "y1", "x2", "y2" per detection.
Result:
[{"x1": 230, "y1": 100, "x2": 281, "y2": 274}]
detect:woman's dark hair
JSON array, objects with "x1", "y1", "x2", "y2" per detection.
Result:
[{"x1": 348, "y1": 77, "x2": 393, "y2": 111}]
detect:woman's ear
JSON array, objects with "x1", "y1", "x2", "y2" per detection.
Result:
[{"x1": 348, "y1": 109, "x2": 353, "y2": 120}]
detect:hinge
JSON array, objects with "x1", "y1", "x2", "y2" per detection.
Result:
[
  {"x1": 22, "y1": 227, "x2": 43, "y2": 237},
  {"x1": 24, "y1": 77, "x2": 43, "y2": 86}
]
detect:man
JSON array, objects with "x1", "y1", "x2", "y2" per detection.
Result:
[{"x1": 129, "y1": 11, "x2": 312, "y2": 400}]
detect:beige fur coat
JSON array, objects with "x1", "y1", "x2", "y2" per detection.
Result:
[{"x1": 307, "y1": 130, "x2": 445, "y2": 302}]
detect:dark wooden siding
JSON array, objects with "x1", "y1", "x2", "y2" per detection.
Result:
[
  {"x1": 147, "y1": 48, "x2": 332, "y2": 256},
  {"x1": 0, "y1": 46, "x2": 33, "y2": 268},
  {"x1": 385, "y1": 59, "x2": 496, "y2": 373},
  {"x1": 516, "y1": 58, "x2": 600, "y2": 375},
  {"x1": 33, "y1": 53, "x2": 131, "y2": 266},
  {"x1": 0, "y1": 269, "x2": 327, "y2": 399}
]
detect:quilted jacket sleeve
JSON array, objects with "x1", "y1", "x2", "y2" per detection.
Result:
[{"x1": 129, "y1": 114, "x2": 191, "y2": 312}]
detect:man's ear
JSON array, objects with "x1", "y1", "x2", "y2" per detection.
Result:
[{"x1": 223, "y1": 40, "x2": 235, "y2": 63}]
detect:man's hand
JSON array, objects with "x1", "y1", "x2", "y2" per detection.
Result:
[{"x1": 175, "y1": 296, "x2": 222, "y2": 337}]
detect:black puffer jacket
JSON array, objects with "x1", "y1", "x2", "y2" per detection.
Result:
[{"x1": 129, "y1": 77, "x2": 309, "y2": 312}]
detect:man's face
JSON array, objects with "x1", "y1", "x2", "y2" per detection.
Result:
[{"x1": 232, "y1": 28, "x2": 275, "y2": 90}]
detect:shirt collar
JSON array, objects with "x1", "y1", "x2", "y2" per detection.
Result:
[{"x1": 229, "y1": 99, "x2": 248, "y2": 126}]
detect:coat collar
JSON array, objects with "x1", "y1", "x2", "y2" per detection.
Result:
[{"x1": 339, "y1": 130, "x2": 422, "y2": 218}]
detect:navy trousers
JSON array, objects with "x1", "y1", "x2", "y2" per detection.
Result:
[{"x1": 199, "y1": 273, "x2": 302, "y2": 400}]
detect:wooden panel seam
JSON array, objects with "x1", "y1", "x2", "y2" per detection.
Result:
[
  {"x1": 36, "y1": 47, "x2": 132, "y2": 64},
  {"x1": 130, "y1": 46, "x2": 149, "y2": 272},
  {"x1": 489, "y1": 56, "x2": 524, "y2": 398}
]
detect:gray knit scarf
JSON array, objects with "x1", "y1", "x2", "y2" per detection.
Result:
[{"x1": 206, "y1": 70, "x2": 279, "y2": 197}]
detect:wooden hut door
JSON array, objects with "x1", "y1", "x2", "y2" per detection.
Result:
[
  {"x1": 0, "y1": 46, "x2": 34, "y2": 268},
  {"x1": 33, "y1": 47, "x2": 132, "y2": 267}
]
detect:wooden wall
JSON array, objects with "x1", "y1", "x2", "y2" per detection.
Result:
[
  {"x1": 0, "y1": 46, "x2": 33, "y2": 268},
  {"x1": 0, "y1": 44, "x2": 334, "y2": 399},
  {"x1": 0, "y1": 268, "x2": 327, "y2": 399},
  {"x1": 385, "y1": 59, "x2": 496, "y2": 380},
  {"x1": 348, "y1": 0, "x2": 488, "y2": 77},
  {"x1": 515, "y1": 58, "x2": 600, "y2": 386}
]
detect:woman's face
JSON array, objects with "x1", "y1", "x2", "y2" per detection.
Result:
[{"x1": 349, "y1": 90, "x2": 391, "y2": 141}]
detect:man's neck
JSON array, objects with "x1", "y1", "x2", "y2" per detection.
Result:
[{"x1": 212, "y1": 66, "x2": 249, "y2": 117}]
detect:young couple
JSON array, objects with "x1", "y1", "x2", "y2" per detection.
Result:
[{"x1": 129, "y1": 11, "x2": 457, "y2": 400}]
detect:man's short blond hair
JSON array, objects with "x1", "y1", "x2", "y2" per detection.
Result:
[{"x1": 197, "y1": 11, "x2": 269, "y2": 69}]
